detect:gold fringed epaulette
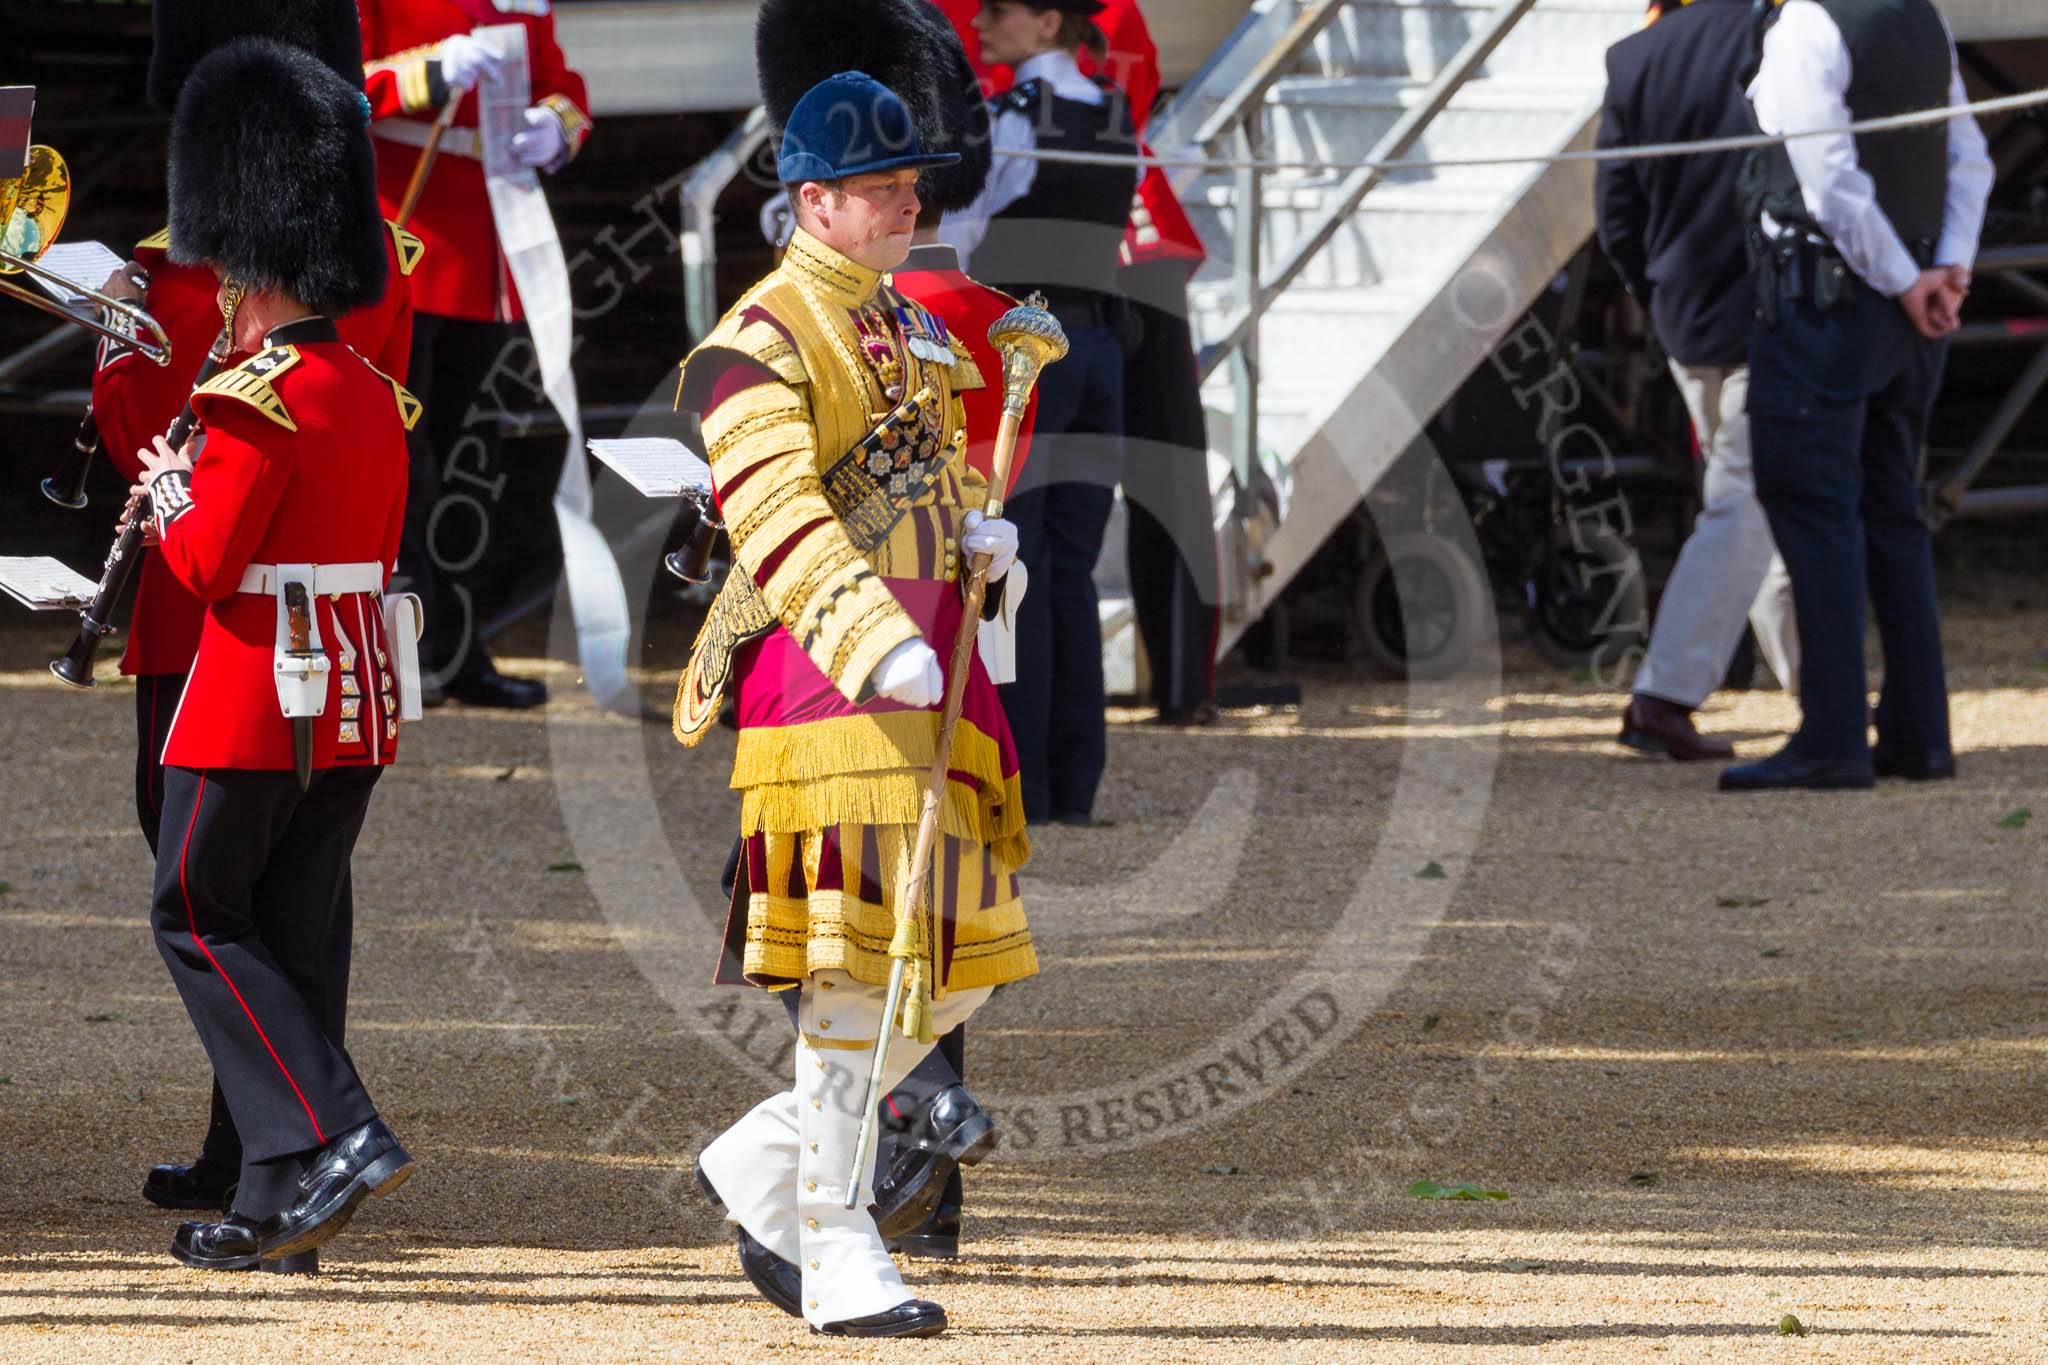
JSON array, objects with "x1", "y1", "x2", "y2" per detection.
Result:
[
  {"x1": 195, "y1": 346, "x2": 300, "y2": 432},
  {"x1": 135, "y1": 226, "x2": 171, "y2": 252},
  {"x1": 358, "y1": 357, "x2": 423, "y2": 432},
  {"x1": 385, "y1": 221, "x2": 425, "y2": 277}
]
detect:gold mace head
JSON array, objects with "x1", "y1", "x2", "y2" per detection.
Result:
[{"x1": 989, "y1": 297, "x2": 1069, "y2": 419}]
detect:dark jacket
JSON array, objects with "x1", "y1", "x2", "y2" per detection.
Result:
[{"x1": 1595, "y1": 0, "x2": 1759, "y2": 368}]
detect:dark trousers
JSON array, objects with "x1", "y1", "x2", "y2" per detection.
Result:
[
  {"x1": 136, "y1": 674, "x2": 242, "y2": 1172},
  {"x1": 1750, "y1": 287, "x2": 1951, "y2": 761},
  {"x1": 399, "y1": 312, "x2": 514, "y2": 686},
  {"x1": 1001, "y1": 323, "x2": 1124, "y2": 822},
  {"x1": 133, "y1": 673, "x2": 185, "y2": 856},
  {"x1": 1120, "y1": 261, "x2": 1220, "y2": 711},
  {"x1": 153, "y1": 765, "x2": 382, "y2": 1166}
]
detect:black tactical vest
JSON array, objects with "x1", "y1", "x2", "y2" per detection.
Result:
[
  {"x1": 976, "y1": 79, "x2": 1138, "y2": 306},
  {"x1": 1747, "y1": 0, "x2": 1952, "y2": 251}
]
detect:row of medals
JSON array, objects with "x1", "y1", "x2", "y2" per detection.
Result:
[{"x1": 853, "y1": 299, "x2": 953, "y2": 500}]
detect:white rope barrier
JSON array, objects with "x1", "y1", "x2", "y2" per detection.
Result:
[{"x1": 996, "y1": 86, "x2": 2048, "y2": 175}]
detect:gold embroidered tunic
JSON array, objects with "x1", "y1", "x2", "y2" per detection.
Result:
[{"x1": 676, "y1": 229, "x2": 1036, "y2": 993}]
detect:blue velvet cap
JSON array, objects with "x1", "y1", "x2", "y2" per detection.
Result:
[{"x1": 775, "y1": 70, "x2": 962, "y2": 184}]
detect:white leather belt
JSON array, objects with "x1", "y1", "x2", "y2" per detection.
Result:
[
  {"x1": 371, "y1": 118, "x2": 483, "y2": 160},
  {"x1": 239, "y1": 562, "x2": 386, "y2": 596}
]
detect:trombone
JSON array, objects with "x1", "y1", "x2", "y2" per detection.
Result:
[{"x1": 1, "y1": 144, "x2": 172, "y2": 365}]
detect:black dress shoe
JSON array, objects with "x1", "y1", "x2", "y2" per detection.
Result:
[
  {"x1": 734, "y1": 1225, "x2": 802, "y2": 1318},
  {"x1": 694, "y1": 1159, "x2": 803, "y2": 1319},
  {"x1": 171, "y1": 1216, "x2": 260, "y2": 1271},
  {"x1": 887, "y1": 1199, "x2": 960, "y2": 1261},
  {"x1": 144, "y1": 1158, "x2": 237, "y2": 1212},
  {"x1": 171, "y1": 1218, "x2": 321, "y2": 1273},
  {"x1": 1719, "y1": 748, "x2": 1875, "y2": 792},
  {"x1": 872, "y1": 1084, "x2": 995, "y2": 1241},
  {"x1": 445, "y1": 667, "x2": 547, "y2": 710},
  {"x1": 257, "y1": 1118, "x2": 414, "y2": 1259},
  {"x1": 1154, "y1": 702, "x2": 1217, "y2": 727},
  {"x1": 1873, "y1": 744, "x2": 1956, "y2": 781},
  {"x1": 817, "y1": 1300, "x2": 947, "y2": 1338}
]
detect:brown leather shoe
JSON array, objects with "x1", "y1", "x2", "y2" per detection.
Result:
[{"x1": 1618, "y1": 694, "x2": 1733, "y2": 762}]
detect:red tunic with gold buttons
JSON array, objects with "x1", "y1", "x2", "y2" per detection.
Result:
[
  {"x1": 152, "y1": 327, "x2": 415, "y2": 772},
  {"x1": 358, "y1": 0, "x2": 592, "y2": 322},
  {"x1": 93, "y1": 222, "x2": 420, "y2": 679}
]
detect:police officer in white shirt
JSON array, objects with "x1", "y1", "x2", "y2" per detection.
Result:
[
  {"x1": 1721, "y1": 0, "x2": 1993, "y2": 792},
  {"x1": 940, "y1": 1, "x2": 1137, "y2": 826}
]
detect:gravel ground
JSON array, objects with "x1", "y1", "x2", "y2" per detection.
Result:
[{"x1": 1, "y1": 601, "x2": 2043, "y2": 1362}]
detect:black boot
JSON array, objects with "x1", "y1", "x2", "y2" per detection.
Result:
[
  {"x1": 257, "y1": 1118, "x2": 414, "y2": 1259},
  {"x1": 143, "y1": 1159, "x2": 237, "y2": 1213},
  {"x1": 887, "y1": 1184, "x2": 961, "y2": 1261},
  {"x1": 146, "y1": 1084, "x2": 242, "y2": 1211},
  {"x1": 871, "y1": 1084, "x2": 994, "y2": 1240},
  {"x1": 817, "y1": 1300, "x2": 947, "y2": 1338},
  {"x1": 695, "y1": 1159, "x2": 802, "y2": 1318}
]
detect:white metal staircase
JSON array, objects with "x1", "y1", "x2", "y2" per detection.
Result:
[{"x1": 1149, "y1": 0, "x2": 1647, "y2": 647}]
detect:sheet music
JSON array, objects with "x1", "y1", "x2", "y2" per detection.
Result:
[
  {"x1": 28, "y1": 240, "x2": 123, "y2": 307},
  {"x1": 586, "y1": 437, "x2": 714, "y2": 499},
  {"x1": 0, "y1": 556, "x2": 97, "y2": 612}
]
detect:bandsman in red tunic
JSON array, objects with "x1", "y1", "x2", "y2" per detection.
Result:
[
  {"x1": 357, "y1": 0, "x2": 594, "y2": 707},
  {"x1": 89, "y1": 0, "x2": 424, "y2": 1226},
  {"x1": 126, "y1": 39, "x2": 420, "y2": 1276}
]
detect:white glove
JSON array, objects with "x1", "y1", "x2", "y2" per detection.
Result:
[
  {"x1": 510, "y1": 106, "x2": 570, "y2": 171},
  {"x1": 960, "y1": 509, "x2": 1019, "y2": 582},
  {"x1": 438, "y1": 34, "x2": 507, "y2": 96},
  {"x1": 870, "y1": 638, "x2": 943, "y2": 708}
]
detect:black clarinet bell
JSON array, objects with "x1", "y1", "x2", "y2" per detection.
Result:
[
  {"x1": 42, "y1": 407, "x2": 102, "y2": 509},
  {"x1": 664, "y1": 498, "x2": 724, "y2": 585},
  {"x1": 50, "y1": 628, "x2": 106, "y2": 690}
]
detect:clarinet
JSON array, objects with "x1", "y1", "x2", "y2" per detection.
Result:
[
  {"x1": 49, "y1": 327, "x2": 234, "y2": 690},
  {"x1": 40, "y1": 405, "x2": 102, "y2": 510}
]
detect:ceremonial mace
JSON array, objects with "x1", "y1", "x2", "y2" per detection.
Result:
[
  {"x1": 843, "y1": 300, "x2": 1068, "y2": 1210},
  {"x1": 396, "y1": 95, "x2": 463, "y2": 228}
]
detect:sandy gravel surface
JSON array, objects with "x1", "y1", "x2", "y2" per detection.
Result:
[{"x1": 1, "y1": 603, "x2": 2044, "y2": 1362}]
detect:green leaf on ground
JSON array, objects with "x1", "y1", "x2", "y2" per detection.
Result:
[
  {"x1": 1417, "y1": 860, "x2": 1447, "y2": 880},
  {"x1": 0, "y1": 1076, "x2": 11, "y2": 1085},
  {"x1": 1421, "y1": 1013, "x2": 1441, "y2": 1032},
  {"x1": 546, "y1": 861, "x2": 584, "y2": 873},
  {"x1": 84, "y1": 1011, "x2": 120, "y2": 1023},
  {"x1": 1996, "y1": 807, "x2": 2031, "y2": 830},
  {"x1": 0, "y1": 881, "x2": 11, "y2": 895},
  {"x1": 1716, "y1": 894, "x2": 1771, "y2": 908},
  {"x1": 1408, "y1": 1179, "x2": 1508, "y2": 1201},
  {"x1": 1760, "y1": 948, "x2": 1787, "y2": 959},
  {"x1": 1198, "y1": 1163, "x2": 1242, "y2": 1176},
  {"x1": 126, "y1": 1092, "x2": 143, "y2": 1104},
  {"x1": 1778, "y1": 1313, "x2": 1809, "y2": 1337},
  {"x1": 1502, "y1": 1259, "x2": 1548, "y2": 1273},
  {"x1": 1627, "y1": 1171, "x2": 1659, "y2": 1186}
]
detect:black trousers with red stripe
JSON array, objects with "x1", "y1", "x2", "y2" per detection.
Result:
[
  {"x1": 137, "y1": 674, "x2": 246, "y2": 1175},
  {"x1": 152, "y1": 764, "x2": 382, "y2": 1165}
]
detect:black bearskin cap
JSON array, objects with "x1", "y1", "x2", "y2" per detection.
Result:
[
  {"x1": 167, "y1": 40, "x2": 387, "y2": 316},
  {"x1": 757, "y1": 0, "x2": 991, "y2": 213},
  {"x1": 148, "y1": 0, "x2": 365, "y2": 113}
]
